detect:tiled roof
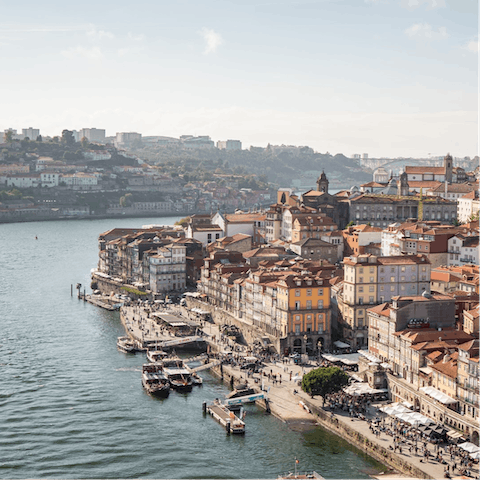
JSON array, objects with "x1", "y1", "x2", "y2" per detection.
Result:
[{"x1": 405, "y1": 166, "x2": 446, "y2": 174}]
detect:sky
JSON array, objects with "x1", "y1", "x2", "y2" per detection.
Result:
[{"x1": 0, "y1": 0, "x2": 477, "y2": 158}]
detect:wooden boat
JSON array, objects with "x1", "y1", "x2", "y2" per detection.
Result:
[
  {"x1": 206, "y1": 399, "x2": 245, "y2": 434},
  {"x1": 147, "y1": 349, "x2": 168, "y2": 363},
  {"x1": 161, "y1": 357, "x2": 193, "y2": 392},
  {"x1": 191, "y1": 372, "x2": 203, "y2": 386},
  {"x1": 141, "y1": 363, "x2": 170, "y2": 398},
  {"x1": 117, "y1": 336, "x2": 136, "y2": 353}
]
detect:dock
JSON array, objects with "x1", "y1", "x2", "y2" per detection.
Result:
[
  {"x1": 205, "y1": 401, "x2": 245, "y2": 434},
  {"x1": 85, "y1": 294, "x2": 121, "y2": 311}
]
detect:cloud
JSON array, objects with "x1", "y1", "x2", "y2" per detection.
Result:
[
  {"x1": 200, "y1": 28, "x2": 223, "y2": 55},
  {"x1": 401, "y1": 0, "x2": 446, "y2": 9},
  {"x1": 86, "y1": 25, "x2": 114, "y2": 40},
  {"x1": 61, "y1": 46, "x2": 103, "y2": 60},
  {"x1": 128, "y1": 32, "x2": 146, "y2": 42},
  {"x1": 405, "y1": 23, "x2": 448, "y2": 39},
  {"x1": 464, "y1": 35, "x2": 479, "y2": 53},
  {"x1": 0, "y1": 25, "x2": 87, "y2": 33},
  {"x1": 364, "y1": 0, "x2": 382, "y2": 4}
]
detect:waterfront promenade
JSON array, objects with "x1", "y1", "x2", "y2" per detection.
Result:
[{"x1": 121, "y1": 303, "x2": 479, "y2": 480}]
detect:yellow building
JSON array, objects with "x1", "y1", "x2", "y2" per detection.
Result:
[{"x1": 276, "y1": 274, "x2": 331, "y2": 355}]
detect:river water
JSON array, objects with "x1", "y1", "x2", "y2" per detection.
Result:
[{"x1": 0, "y1": 217, "x2": 384, "y2": 479}]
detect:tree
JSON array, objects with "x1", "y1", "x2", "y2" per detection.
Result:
[
  {"x1": 301, "y1": 366, "x2": 349, "y2": 404},
  {"x1": 4, "y1": 130, "x2": 14, "y2": 143},
  {"x1": 80, "y1": 137, "x2": 89, "y2": 148},
  {"x1": 175, "y1": 216, "x2": 191, "y2": 227},
  {"x1": 61, "y1": 129, "x2": 75, "y2": 146},
  {"x1": 346, "y1": 221, "x2": 356, "y2": 227},
  {"x1": 36, "y1": 135, "x2": 42, "y2": 142}
]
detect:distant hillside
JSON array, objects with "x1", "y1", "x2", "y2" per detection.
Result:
[{"x1": 134, "y1": 145, "x2": 372, "y2": 188}]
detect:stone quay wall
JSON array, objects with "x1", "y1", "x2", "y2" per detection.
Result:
[{"x1": 301, "y1": 398, "x2": 431, "y2": 479}]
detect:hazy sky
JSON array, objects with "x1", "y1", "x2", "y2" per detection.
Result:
[{"x1": 1, "y1": 0, "x2": 477, "y2": 157}]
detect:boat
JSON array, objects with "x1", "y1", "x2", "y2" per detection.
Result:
[
  {"x1": 277, "y1": 460, "x2": 325, "y2": 480},
  {"x1": 191, "y1": 372, "x2": 203, "y2": 386},
  {"x1": 117, "y1": 336, "x2": 136, "y2": 353},
  {"x1": 141, "y1": 364, "x2": 170, "y2": 398},
  {"x1": 147, "y1": 349, "x2": 168, "y2": 363},
  {"x1": 206, "y1": 399, "x2": 245, "y2": 434},
  {"x1": 225, "y1": 383, "x2": 257, "y2": 411},
  {"x1": 161, "y1": 357, "x2": 193, "y2": 392}
]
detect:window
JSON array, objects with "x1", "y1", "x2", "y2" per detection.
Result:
[
  {"x1": 207, "y1": 234, "x2": 212, "y2": 241},
  {"x1": 390, "y1": 276, "x2": 395, "y2": 282},
  {"x1": 318, "y1": 288, "x2": 323, "y2": 295},
  {"x1": 295, "y1": 315, "x2": 300, "y2": 322},
  {"x1": 369, "y1": 286, "x2": 374, "y2": 292},
  {"x1": 380, "y1": 267, "x2": 384, "y2": 273},
  {"x1": 215, "y1": 233, "x2": 220, "y2": 239},
  {"x1": 401, "y1": 266, "x2": 405, "y2": 272},
  {"x1": 306, "y1": 300, "x2": 312, "y2": 310},
  {"x1": 295, "y1": 289, "x2": 300, "y2": 297},
  {"x1": 391, "y1": 286, "x2": 395, "y2": 291},
  {"x1": 306, "y1": 289, "x2": 312, "y2": 296},
  {"x1": 401, "y1": 276, "x2": 405, "y2": 281},
  {"x1": 369, "y1": 267, "x2": 374, "y2": 273},
  {"x1": 391, "y1": 267, "x2": 395, "y2": 272},
  {"x1": 295, "y1": 325, "x2": 300, "y2": 334},
  {"x1": 369, "y1": 296, "x2": 374, "y2": 303},
  {"x1": 295, "y1": 301, "x2": 300, "y2": 310},
  {"x1": 421, "y1": 266, "x2": 427, "y2": 272},
  {"x1": 370, "y1": 277, "x2": 374, "y2": 282},
  {"x1": 359, "y1": 277, "x2": 363, "y2": 283},
  {"x1": 359, "y1": 267, "x2": 364, "y2": 273},
  {"x1": 359, "y1": 286, "x2": 364, "y2": 293},
  {"x1": 306, "y1": 324, "x2": 312, "y2": 333},
  {"x1": 317, "y1": 300, "x2": 324, "y2": 309},
  {"x1": 318, "y1": 313, "x2": 324, "y2": 320},
  {"x1": 380, "y1": 285, "x2": 384, "y2": 291}
]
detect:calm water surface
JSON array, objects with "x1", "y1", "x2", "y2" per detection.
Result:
[{"x1": 0, "y1": 217, "x2": 384, "y2": 479}]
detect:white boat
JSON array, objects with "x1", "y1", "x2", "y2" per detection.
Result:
[
  {"x1": 147, "y1": 349, "x2": 168, "y2": 363},
  {"x1": 117, "y1": 336, "x2": 136, "y2": 353}
]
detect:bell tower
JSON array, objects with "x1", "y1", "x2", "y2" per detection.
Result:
[
  {"x1": 444, "y1": 153, "x2": 453, "y2": 183},
  {"x1": 397, "y1": 171, "x2": 410, "y2": 196},
  {"x1": 317, "y1": 171, "x2": 329, "y2": 194}
]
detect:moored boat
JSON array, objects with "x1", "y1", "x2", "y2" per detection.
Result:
[
  {"x1": 161, "y1": 357, "x2": 193, "y2": 392},
  {"x1": 141, "y1": 363, "x2": 170, "y2": 398},
  {"x1": 117, "y1": 336, "x2": 136, "y2": 353},
  {"x1": 147, "y1": 349, "x2": 168, "y2": 363}
]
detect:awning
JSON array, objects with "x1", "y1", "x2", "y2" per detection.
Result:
[
  {"x1": 419, "y1": 366, "x2": 433, "y2": 375},
  {"x1": 334, "y1": 340, "x2": 350, "y2": 349},
  {"x1": 322, "y1": 353, "x2": 360, "y2": 365},
  {"x1": 381, "y1": 363, "x2": 392, "y2": 370},
  {"x1": 359, "y1": 351, "x2": 381, "y2": 363},
  {"x1": 395, "y1": 411, "x2": 434, "y2": 425},
  {"x1": 458, "y1": 442, "x2": 480, "y2": 453},
  {"x1": 447, "y1": 430, "x2": 464, "y2": 439},
  {"x1": 420, "y1": 386, "x2": 457, "y2": 405},
  {"x1": 344, "y1": 382, "x2": 386, "y2": 396}
]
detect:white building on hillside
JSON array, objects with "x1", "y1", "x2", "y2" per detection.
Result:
[{"x1": 147, "y1": 244, "x2": 186, "y2": 293}]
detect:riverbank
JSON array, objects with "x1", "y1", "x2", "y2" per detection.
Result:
[{"x1": 118, "y1": 303, "x2": 478, "y2": 480}]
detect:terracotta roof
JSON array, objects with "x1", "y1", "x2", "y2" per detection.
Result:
[
  {"x1": 367, "y1": 303, "x2": 390, "y2": 317},
  {"x1": 405, "y1": 166, "x2": 446, "y2": 174},
  {"x1": 225, "y1": 213, "x2": 266, "y2": 223},
  {"x1": 408, "y1": 181, "x2": 443, "y2": 189},
  {"x1": 461, "y1": 190, "x2": 479, "y2": 200},
  {"x1": 429, "y1": 183, "x2": 477, "y2": 193},
  {"x1": 431, "y1": 353, "x2": 458, "y2": 379}
]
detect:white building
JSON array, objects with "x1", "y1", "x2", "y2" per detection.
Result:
[
  {"x1": 148, "y1": 244, "x2": 186, "y2": 293},
  {"x1": 79, "y1": 128, "x2": 106, "y2": 143},
  {"x1": 40, "y1": 172, "x2": 60, "y2": 187},
  {"x1": 61, "y1": 173, "x2": 98, "y2": 187},
  {"x1": 6, "y1": 173, "x2": 41, "y2": 188},
  {"x1": 217, "y1": 139, "x2": 242, "y2": 150},
  {"x1": 457, "y1": 190, "x2": 480, "y2": 223},
  {"x1": 22, "y1": 128, "x2": 40, "y2": 140},
  {"x1": 447, "y1": 234, "x2": 479, "y2": 266},
  {"x1": 83, "y1": 151, "x2": 112, "y2": 161},
  {"x1": 115, "y1": 132, "x2": 142, "y2": 147}
]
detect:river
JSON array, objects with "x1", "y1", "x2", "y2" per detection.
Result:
[{"x1": 0, "y1": 217, "x2": 384, "y2": 479}]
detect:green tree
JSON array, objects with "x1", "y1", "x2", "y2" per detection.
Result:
[
  {"x1": 80, "y1": 136, "x2": 89, "y2": 148},
  {"x1": 346, "y1": 221, "x2": 356, "y2": 227},
  {"x1": 36, "y1": 135, "x2": 42, "y2": 142},
  {"x1": 175, "y1": 216, "x2": 191, "y2": 227},
  {"x1": 61, "y1": 129, "x2": 75, "y2": 146},
  {"x1": 4, "y1": 130, "x2": 14, "y2": 143},
  {"x1": 301, "y1": 366, "x2": 349, "y2": 404}
]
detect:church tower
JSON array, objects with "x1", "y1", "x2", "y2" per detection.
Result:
[
  {"x1": 317, "y1": 171, "x2": 329, "y2": 194},
  {"x1": 397, "y1": 171, "x2": 410, "y2": 196},
  {"x1": 444, "y1": 153, "x2": 453, "y2": 183}
]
